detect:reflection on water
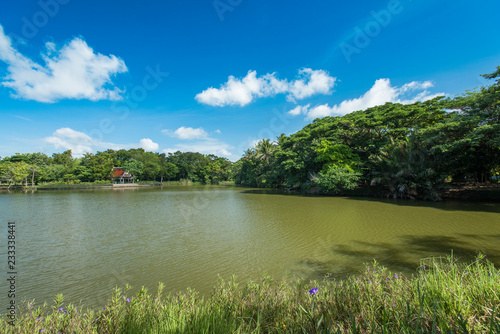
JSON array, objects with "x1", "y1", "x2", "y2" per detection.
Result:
[{"x1": 0, "y1": 186, "x2": 499, "y2": 308}]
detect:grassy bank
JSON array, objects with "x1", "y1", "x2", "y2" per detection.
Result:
[{"x1": 1, "y1": 255, "x2": 499, "y2": 333}]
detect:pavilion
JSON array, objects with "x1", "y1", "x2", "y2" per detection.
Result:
[{"x1": 111, "y1": 167, "x2": 135, "y2": 184}]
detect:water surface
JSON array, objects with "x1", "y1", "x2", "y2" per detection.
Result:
[{"x1": 0, "y1": 186, "x2": 499, "y2": 308}]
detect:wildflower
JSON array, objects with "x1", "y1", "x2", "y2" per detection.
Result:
[
  {"x1": 392, "y1": 303, "x2": 396, "y2": 306},
  {"x1": 309, "y1": 287, "x2": 318, "y2": 295},
  {"x1": 386, "y1": 278, "x2": 389, "y2": 281},
  {"x1": 394, "y1": 274, "x2": 399, "y2": 278},
  {"x1": 373, "y1": 270, "x2": 376, "y2": 273},
  {"x1": 126, "y1": 298, "x2": 131, "y2": 303},
  {"x1": 367, "y1": 267, "x2": 370, "y2": 270},
  {"x1": 368, "y1": 281, "x2": 372, "y2": 284},
  {"x1": 40, "y1": 330, "x2": 45, "y2": 333},
  {"x1": 464, "y1": 271, "x2": 468, "y2": 274},
  {"x1": 488, "y1": 273, "x2": 491, "y2": 276},
  {"x1": 59, "y1": 307, "x2": 64, "y2": 312}
]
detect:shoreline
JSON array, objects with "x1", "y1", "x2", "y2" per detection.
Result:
[{"x1": 1, "y1": 182, "x2": 500, "y2": 201}]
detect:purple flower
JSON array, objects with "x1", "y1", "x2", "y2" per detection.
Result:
[
  {"x1": 309, "y1": 287, "x2": 318, "y2": 295},
  {"x1": 126, "y1": 298, "x2": 131, "y2": 303},
  {"x1": 392, "y1": 303, "x2": 396, "y2": 306},
  {"x1": 367, "y1": 267, "x2": 370, "y2": 270},
  {"x1": 40, "y1": 330, "x2": 45, "y2": 333},
  {"x1": 373, "y1": 270, "x2": 376, "y2": 273},
  {"x1": 386, "y1": 278, "x2": 389, "y2": 281},
  {"x1": 464, "y1": 271, "x2": 468, "y2": 274},
  {"x1": 368, "y1": 281, "x2": 372, "y2": 284},
  {"x1": 488, "y1": 273, "x2": 491, "y2": 276},
  {"x1": 394, "y1": 274, "x2": 399, "y2": 278}
]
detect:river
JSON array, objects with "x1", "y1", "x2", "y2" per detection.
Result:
[{"x1": 1, "y1": 186, "x2": 499, "y2": 308}]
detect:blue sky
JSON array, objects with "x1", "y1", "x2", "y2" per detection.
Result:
[{"x1": 0, "y1": 0, "x2": 499, "y2": 161}]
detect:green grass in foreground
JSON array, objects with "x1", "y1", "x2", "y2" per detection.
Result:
[{"x1": 2, "y1": 255, "x2": 499, "y2": 333}]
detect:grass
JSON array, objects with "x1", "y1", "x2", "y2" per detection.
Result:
[{"x1": 1, "y1": 255, "x2": 499, "y2": 333}]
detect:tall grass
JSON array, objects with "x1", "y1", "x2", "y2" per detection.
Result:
[{"x1": 2, "y1": 255, "x2": 498, "y2": 333}]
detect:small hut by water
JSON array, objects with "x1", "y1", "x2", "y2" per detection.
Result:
[{"x1": 111, "y1": 167, "x2": 135, "y2": 184}]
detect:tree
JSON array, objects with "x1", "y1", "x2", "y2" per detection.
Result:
[{"x1": 370, "y1": 136, "x2": 444, "y2": 201}]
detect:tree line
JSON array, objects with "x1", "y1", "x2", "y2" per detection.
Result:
[
  {"x1": 0, "y1": 149, "x2": 233, "y2": 186},
  {"x1": 232, "y1": 66, "x2": 500, "y2": 200}
]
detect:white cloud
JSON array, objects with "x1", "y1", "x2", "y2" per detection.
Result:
[
  {"x1": 139, "y1": 138, "x2": 159, "y2": 152},
  {"x1": 296, "y1": 78, "x2": 444, "y2": 120},
  {"x1": 162, "y1": 126, "x2": 208, "y2": 140},
  {"x1": 162, "y1": 126, "x2": 233, "y2": 157},
  {"x1": 44, "y1": 128, "x2": 94, "y2": 156},
  {"x1": 163, "y1": 138, "x2": 233, "y2": 157},
  {"x1": 287, "y1": 69, "x2": 335, "y2": 102},
  {"x1": 287, "y1": 104, "x2": 310, "y2": 116},
  {"x1": 43, "y1": 128, "x2": 159, "y2": 156},
  {"x1": 0, "y1": 25, "x2": 127, "y2": 103},
  {"x1": 195, "y1": 68, "x2": 335, "y2": 107}
]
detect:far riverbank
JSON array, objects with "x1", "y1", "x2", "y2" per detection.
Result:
[{"x1": 1, "y1": 181, "x2": 499, "y2": 202}]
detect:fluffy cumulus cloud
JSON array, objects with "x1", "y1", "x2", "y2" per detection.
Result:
[
  {"x1": 44, "y1": 128, "x2": 95, "y2": 156},
  {"x1": 195, "y1": 68, "x2": 335, "y2": 107},
  {"x1": 139, "y1": 138, "x2": 159, "y2": 152},
  {"x1": 163, "y1": 139, "x2": 233, "y2": 157},
  {"x1": 44, "y1": 128, "x2": 159, "y2": 156},
  {"x1": 162, "y1": 126, "x2": 233, "y2": 157},
  {"x1": 287, "y1": 104, "x2": 310, "y2": 116},
  {"x1": 162, "y1": 126, "x2": 208, "y2": 140},
  {"x1": 0, "y1": 25, "x2": 127, "y2": 102},
  {"x1": 288, "y1": 78, "x2": 444, "y2": 120}
]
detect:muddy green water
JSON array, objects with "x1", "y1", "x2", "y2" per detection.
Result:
[{"x1": 0, "y1": 186, "x2": 499, "y2": 308}]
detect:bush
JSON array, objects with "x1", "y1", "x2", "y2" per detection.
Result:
[{"x1": 314, "y1": 166, "x2": 362, "y2": 194}]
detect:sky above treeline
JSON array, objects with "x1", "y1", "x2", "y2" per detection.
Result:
[{"x1": 0, "y1": 0, "x2": 499, "y2": 161}]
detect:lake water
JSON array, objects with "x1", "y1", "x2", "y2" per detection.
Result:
[{"x1": 1, "y1": 186, "x2": 499, "y2": 308}]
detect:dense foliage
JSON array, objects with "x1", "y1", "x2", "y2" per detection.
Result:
[
  {"x1": 2, "y1": 67, "x2": 499, "y2": 199},
  {"x1": 0, "y1": 149, "x2": 233, "y2": 186},
  {"x1": 234, "y1": 67, "x2": 500, "y2": 200}
]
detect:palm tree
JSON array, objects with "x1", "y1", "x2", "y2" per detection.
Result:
[
  {"x1": 254, "y1": 139, "x2": 276, "y2": 164},
  {"x1": 370, "y1": 136, "x2": 444, "y2": 200}
]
